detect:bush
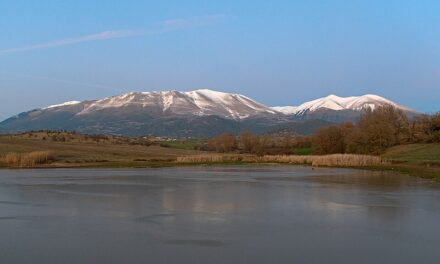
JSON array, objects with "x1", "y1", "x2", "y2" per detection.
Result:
[
  {"x1": 311, "y1": 125, "x2": 347, "y2": 154},
  {"x1": 207, "y1": 133, "x2": 237, "y2": 152}
]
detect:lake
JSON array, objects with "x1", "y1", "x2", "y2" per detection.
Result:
[{"x1": 0, "y1": 166, "x2": 439, "y2": 263}]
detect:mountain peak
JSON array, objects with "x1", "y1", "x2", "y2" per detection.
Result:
[
  {"x1": 271, "y1": 94, "x2": 412, "y2": 115},
  {"x1": 192, "y1": 88, "x2": 220, "y2": 93},
  {"x1": 325, "y1": 94, "x2": 343, "y2": 99}
]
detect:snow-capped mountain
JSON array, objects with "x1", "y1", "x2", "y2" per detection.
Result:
[
  {"x1": 272, "y1": 94, "x2": 416, "y2": 123},
  {"x1": 0, "y1": 89, "x2": 287, "y2": 137},
  {"x1": 44, "y1": 89, "x2": 278, "y2": 120},
  {"x1": 272, "y1": 94, "x2": 412, "y2": 115},
  {"x1": 0, "y1": 89, "x2": 416, "y2": 137}
]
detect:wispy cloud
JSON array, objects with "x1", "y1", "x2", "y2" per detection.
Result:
[
  {"x1": 0, "y1": 31, "x2": 139, "y2": 54},
  {"x1": 0, "y1": 15, "x2": 225, "y2": 55}
]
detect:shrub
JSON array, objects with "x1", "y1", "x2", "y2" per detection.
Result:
[{"x1": 207, "y1": 133, "x2": 237, "y2": 152}]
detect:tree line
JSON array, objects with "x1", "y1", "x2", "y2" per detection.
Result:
[{"x1": 205, "y1": 105, "x2": 440, "y2": 155}]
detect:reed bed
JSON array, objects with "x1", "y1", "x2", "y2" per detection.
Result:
[
  {"x1": 251, "y1": 155, "x2": 314, "y2": 164},
  {"x1": 0, "y1": 151, "x2": 55, "y2": 167},
  {"x1": 309, "y1": 154, "x2": 383, "y2": 167},
  {"x1": 176, "y1": 154, "x2": 245, "y2": 163},
  {"x1": 176, "y1": 153, "x2": 384, "y2": 167}
]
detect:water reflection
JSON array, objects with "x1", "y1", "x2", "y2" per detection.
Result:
[{"x1": 161, "y1": 184, "x2": 254, "y2": 214}]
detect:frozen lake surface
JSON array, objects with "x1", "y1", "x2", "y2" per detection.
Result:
[{"x1": 0, "y1": 166, "x2": 439, "y2": 263}]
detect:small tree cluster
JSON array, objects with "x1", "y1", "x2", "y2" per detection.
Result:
[
  {"x1": 311, "y1": 105, "x2": 440, "y2": 155},
  {"x1": 206, "y1": 132, "x2": 311, "y2": 156},
  {"x1": 409, "y1": 113, "x2": 440, "y2": 143},
  {"x1": 207, "y1": 133, "x2": 237, "y2": 152},
  {"x1": 205, "y1": 107, "x2": 438, "y2": 156},
  {"x1": 311, "y1": 123, "x2": 353, "y2": 154}
]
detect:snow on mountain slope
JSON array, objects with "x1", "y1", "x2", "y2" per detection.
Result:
[
  {"x1": 271, "y1": 106, "x2": 298, "y2": 115},
  {"x1": 272, "y1": 94, "x2": 412, "y2": 115},
  {"x1": 184, "y1": 89, "x2": 277, "y2": 119},
  {"x1": 45, "y1": 101, "x2": 81, "y2": 109},
  {"x1": 51, "y1": 89, "x2": 278, "y2": 120}
]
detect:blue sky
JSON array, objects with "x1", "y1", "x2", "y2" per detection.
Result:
[{"x1": 1, "y1": 0, "x2": 439, "y2": 120}]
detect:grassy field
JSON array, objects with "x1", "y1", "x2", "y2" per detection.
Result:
[
  {"x1": 159, "y1": 139, "x2": 205, "y2": 150},
  {"x1": 292, "y1": 147, "x2": 312, "y2": 155},
  {"x1": 0, "y1": 132, "x2": 204, "y2": 168},
  {"x1": 382, "y1": 144, "x2": 440, "y2": 180},
  {"x1": 383, "y1": 144, "x2": 440, "y2": 165}
]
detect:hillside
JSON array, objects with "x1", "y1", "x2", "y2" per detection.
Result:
[{"x1": 0, "y1": 132, "x2": 204, "y2": 168}]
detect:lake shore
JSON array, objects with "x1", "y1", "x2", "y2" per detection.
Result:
[
  {"x1": 1, "y1": 133, "x2": 439, "y2": 181},
  {"x1": 1, "y1": 156, "x2": 439, "y2": 182}
]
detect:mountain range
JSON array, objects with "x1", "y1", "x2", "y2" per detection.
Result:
[
  {"x1": 0, "y1": 89, "x2": 416, "y2": 137},
  {"x1": 273, "y1": 93, "x2": 414, "y2": 123}
]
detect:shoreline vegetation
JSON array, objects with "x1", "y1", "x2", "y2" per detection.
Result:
[
  {"x1": 1, "y1": 150, "x2": 439, "y2": 181},
  {"x1": 1, "y1": 151, "x2": 54, "y2": 167},
  {"x1": 176, "y1": 154, "x2": 384, "y2": 167},
  {"x1": 1, "y1": 104, "x2": 439, "y2": 181},
  {"x1": 0, "y1": 134, "x2": 438, "y2": 181}
]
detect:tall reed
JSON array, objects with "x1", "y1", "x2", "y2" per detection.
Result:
[
  {"x1": 1, "y1": 151, "x2": 54, "y2": 167},
  {"x1": 176, "y1": 154, "x2": 244, "y2": 163},
  {"x1": 176, "y1": 154, "x2": 384, "y2": 167}
]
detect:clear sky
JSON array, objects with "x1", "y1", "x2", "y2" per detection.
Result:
[{"x1": 1, "y1": 0, "x2": 439, "y2": 120}]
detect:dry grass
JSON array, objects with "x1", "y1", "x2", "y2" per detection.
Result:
[
  {"x1": 0, "y1": 133, "x2": 384, "y2": 169},
  {"x1": 177, "y1": 154, "x2": 384, "y2": 167},
  {"x1": 255, "y1": 154, "x2": 383, "y2": 167},
  {"x1": 311, "y1": 154, "x2": 383, "y2": 167},
  {"x1": 1, "y1": 151, "x2": 55, "y2": 167},
  {"x1": 176, "y1": 154, "x2": 245, "y2": 163},
  {"x1": 0, "y1": 134, "x2": 204, "y2": 168}
]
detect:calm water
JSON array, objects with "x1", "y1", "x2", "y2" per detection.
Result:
[{"x1": 0, "y1": 166, "x2": 439, "y2": 264}]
